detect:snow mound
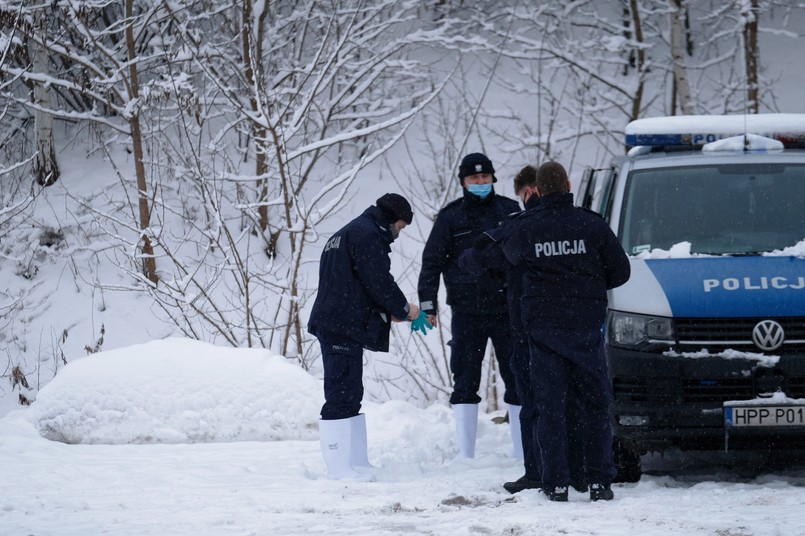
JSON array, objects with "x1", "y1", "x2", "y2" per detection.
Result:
[
  {"x1": 701, "y1": 133, "x2": 784, "y2": 152},
  {"x1": 25, "y1": 338, "x2": 323, "y2": 444}
]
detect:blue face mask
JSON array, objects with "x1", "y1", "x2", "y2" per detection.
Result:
[{"x1": 467, "y1": 183, "x2": 492, "y2": 199}]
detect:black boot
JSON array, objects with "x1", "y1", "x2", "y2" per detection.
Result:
[
  {"x1": 503, "y1": 475, "x2": 542, "y2": 494},
  {"x1": 543, "y1": 485, "x2": 568, "y2": 502},
  {"x1": 589, "y1": 483, "x2": 614, "y2": 501}
]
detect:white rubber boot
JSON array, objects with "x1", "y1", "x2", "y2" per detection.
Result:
[
  {"x1": 350, "y1": 414, "x2": 378, "y2": 469},
  {"x1": 508, "y1": 404, "x2": 524, "y2": 460},
  {"x1": 319, "y1": 418, "x2": 373, "y2": 481},
  {"x1": 453, "y1": 404, "x2": 479, "y2": 458}
]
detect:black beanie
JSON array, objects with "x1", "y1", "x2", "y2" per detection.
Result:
[
  {"x1": 458, "y1": 152, "x2": 496, "y2": 183},
  {"x1": 376, "y1": 193, "x2": 413, "y2": 224}
]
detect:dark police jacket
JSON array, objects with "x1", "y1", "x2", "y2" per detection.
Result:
[
  {"x1": 458, "y1": 195, "x2": 542, "y2": 345},
  {"x1": 308, "y1": 205, "x2": 409, "y2": 352},
  {"x1": 501, "y1": 192, "x2": 631, "y2": 331},
  {"x1": 418, "y1": 189, "x2": 519, "y2": 315}
]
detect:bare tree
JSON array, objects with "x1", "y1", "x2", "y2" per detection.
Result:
[
  {"x1": 0, "y1": 1, "x2": 166, "y2": 283},
  {"x1": 626, "y1": 0, "x2": 646, "y2": 121},
  {"x1": 741, "y1": 0, "x2": 760, "y2": 113},
  {"x1": 239, "y1": 0, "x2": 272, "y2": 240},
  {"x1": 124, "y1": 0, "x2": 454, "y2": 358},
  {"x1": 124, "y1": 0, "x2": 158, "y2": 284},
  {"x1": 30, "y1": 9, "x2": 59, "y2": 186},
  {"x1": 670, "y1": 0, "x2": 694, "y2": 115}
]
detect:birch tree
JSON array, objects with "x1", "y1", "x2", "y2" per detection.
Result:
[
  {"x1": 0, "y1": 1, "x2": 166, "y2": 283},
  {"x1": 669, "y1": 0, "x2": 694, "y2": 115},
  {"x1": 30, "y1": 9, "x2": 59, "y2": 186},
  {"x1": 740, "y1": 0, "x2": 760, "y2": 113}
]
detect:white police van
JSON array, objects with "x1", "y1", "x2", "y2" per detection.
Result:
[{"x1": 577, "y1": 114, "x2": 805, "y2": 481}]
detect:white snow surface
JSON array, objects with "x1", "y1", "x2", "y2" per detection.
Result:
[
  {"x1": 765, "y1": 238, "x2": 805, "y2": 258},
  {"x1": 2, "y1": 337, "x2": 805, "y2": 535},
  {"x1": 625, "y1": 113, "x2": 805, "y2": 136},
  {"x1": 25, "y1": 338, "x2": 323, "y2": 445},
  {"x1": 664, "y1": 348, "x2": 780, "y2": 368},
  {"x1": 702, "y1": 133, "x2": 785, "y2": 152},
  {"x1": 635, "y1": 239, "x2": 805, "y2": 259}
]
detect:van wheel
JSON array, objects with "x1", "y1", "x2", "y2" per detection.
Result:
[{"x1": 613, "y1": 437, "x2": 642, "y2": 483}]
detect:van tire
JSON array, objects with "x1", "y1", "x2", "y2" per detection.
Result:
[{"x1": 613, "y1": 437, "x2": 642, "y2": 483}]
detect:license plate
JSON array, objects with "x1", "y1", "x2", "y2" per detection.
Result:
[{"x1": 724, "y1": 405, "x2": 805, "y2": 428}]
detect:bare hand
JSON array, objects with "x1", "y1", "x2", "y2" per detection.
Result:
[
  {"x1": 407, "y1": 302, "x2": 420, "y2": 321},
  {"x1": 427, "y1": 314, "x2": 438, "y2": 328}
]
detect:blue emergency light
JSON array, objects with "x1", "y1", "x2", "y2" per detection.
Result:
[{"x1": 624, "y1": 114, "x2": 805, "y2": 147}]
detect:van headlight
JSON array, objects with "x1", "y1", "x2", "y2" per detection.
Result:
[{"x1": 607, "y1": 310, "x2": 675, "y2": 349}]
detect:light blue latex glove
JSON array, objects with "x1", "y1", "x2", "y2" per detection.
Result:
[{"x1": 410, "y1": 310, "x2": 433, "y2": 335}]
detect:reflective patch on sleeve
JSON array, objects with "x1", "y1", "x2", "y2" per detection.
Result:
[{"x1": 420, "y1": 301, "x2": 434, "y2": 311}]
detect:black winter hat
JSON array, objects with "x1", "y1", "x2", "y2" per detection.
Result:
[
  {"x1": 458, "y1": 152, "x2": 496, "y2": 183},
  {"x1": 376, "y1": 193, "x2": 413, "y2": 224}
]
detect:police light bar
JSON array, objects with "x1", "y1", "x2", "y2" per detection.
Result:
[{"x1": 625, "y1": 114, "x2": 805, "y2": 147}]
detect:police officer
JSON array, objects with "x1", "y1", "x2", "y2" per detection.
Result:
[
  {"x1": 308, "y1": 193, "x2": 422, "y2": 480},
  {"x1": 418, "y1": 152, "x2": 520, "y2": 458},
  {"x1": 459, "y1": 165, "x2": 587, "y2": 494},
  {"x1": 502, "y1": 162, "x2": 630, "y2": 502}
]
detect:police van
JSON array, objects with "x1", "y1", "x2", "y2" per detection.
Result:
[{"x1": 577, "y1": 114, "x2": 805, "y2": 480}]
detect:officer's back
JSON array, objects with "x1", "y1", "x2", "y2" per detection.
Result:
[{"x1": 503, "y1": 165, "x2": 630, "y2": 331}]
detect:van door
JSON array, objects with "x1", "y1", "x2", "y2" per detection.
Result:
[{"x1": 577, "y1": 166, "x2": 616, "y2": 221}]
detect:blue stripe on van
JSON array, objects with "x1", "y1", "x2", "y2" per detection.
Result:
[{"x1": 644, "y1": 257, "x2": 805, "y2": 318}]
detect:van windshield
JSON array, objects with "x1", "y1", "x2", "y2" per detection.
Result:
[{"x1": 620, "y1": 163, "x2": 805, "y2": 255}]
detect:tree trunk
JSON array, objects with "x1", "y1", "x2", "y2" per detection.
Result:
[
  {"x1": 125, "y1": 0, "x2": 159, "y2": 285},
  {"x1": 628, "y1": 0, "x2": 645, "y2": 121},
  {"x1": 242, "y1": 0, "x2": 271, "y2": 234},
  {"x1": 32, "y1": 11, "x2": 59, "y2": 187},
  {"x1": 621, "y1": 3, "x2": 634, "y2": 76},
  {"x1": 742, "y1": 0, "x2": 760, "y2": 114},
  {"x1": 669, "y1": 0, "x2": 693, "y2": 115}
]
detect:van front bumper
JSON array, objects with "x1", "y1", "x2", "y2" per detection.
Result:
[{"x1": 607, "y1": 346, "x2": 805, "y2": 451}]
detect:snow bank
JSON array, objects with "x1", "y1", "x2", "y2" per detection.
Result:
[
  {"x1": 634, "y1": 239, "x2": 805, "y2": 259},
  {"x1": 765, "y1": 238, "x2": 805, "y2": 257},
  {"x1": 25, "y1": 338, "x2": 323, "y2": 444},
  {"x1": 633, "y1": 241, "x2": 703, "y2": 259}
]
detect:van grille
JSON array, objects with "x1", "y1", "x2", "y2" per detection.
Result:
[
  {"x1": 674, "y1": 317, "x2": 805, "y2": 350},
  {"x1": 613, "y1": 317, "x2": 805, "y2": 404},
  {"x1": 613, "y1": 377, "x2": 805, "y2": 404}
]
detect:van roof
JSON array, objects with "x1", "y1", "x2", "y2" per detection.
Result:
[{"x1": 625, "y1": 114, "x2": 805, "y2": 150}]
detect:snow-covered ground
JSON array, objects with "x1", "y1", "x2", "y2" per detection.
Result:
[
  {"x1": 4, "y1": 7, "x2": 805, "y2": 534},
  {"x1": 2, "y1": 338, "x2": 804, "y2": 535}
]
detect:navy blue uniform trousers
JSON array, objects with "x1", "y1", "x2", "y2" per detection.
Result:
[
  {"x1": 449, "y1": 310, "x2": 520, "y2": 405},
  {"x1": 318, "y1": 332, "x2": 364, "y2": 420},
  {"x1": 511, "y1": 342, "x2": 539, "y2": 478},
  {"x1": 449, "y1": 310, "x2": 518, "y2": 405},
  {"x1": 515, "y1": 341, "x2": 586, "y2": 483},
  {"x1": 530, "y1": 327, "x2": 615, "y2": 487}
]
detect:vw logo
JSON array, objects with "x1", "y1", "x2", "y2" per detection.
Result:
[{"x1": 752, "y1": 320, "x2": 785, "y2": 351}]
